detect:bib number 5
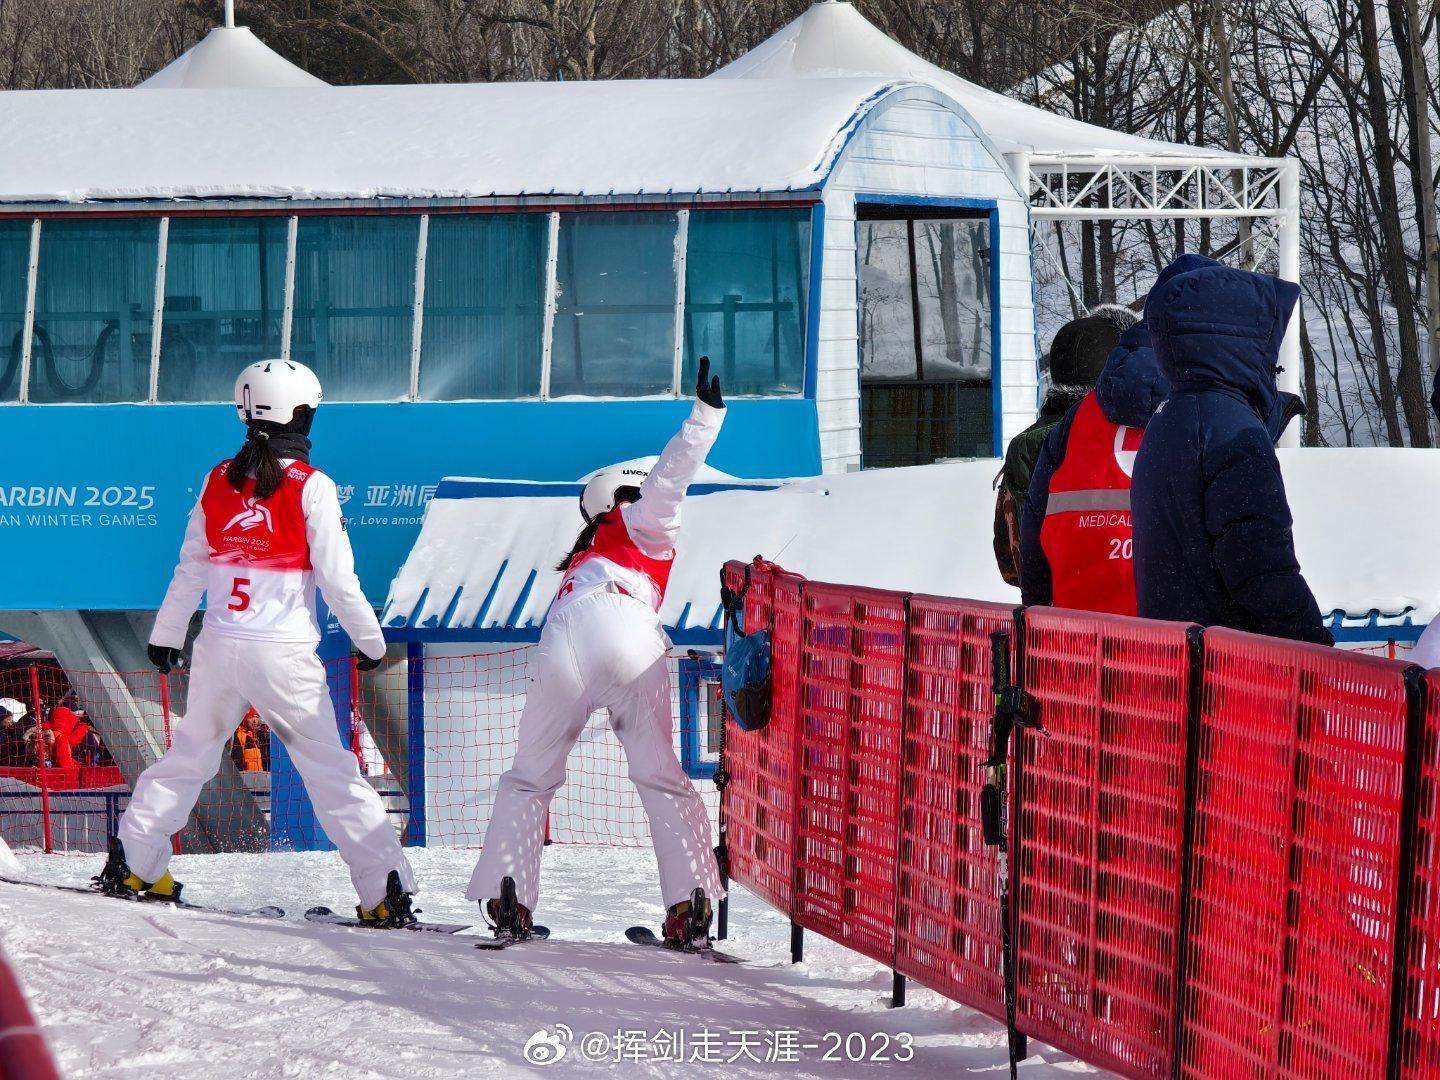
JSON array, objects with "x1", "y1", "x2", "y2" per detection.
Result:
[{"x1": 228, "y1": 577, "x2": 252, "y2": 612}]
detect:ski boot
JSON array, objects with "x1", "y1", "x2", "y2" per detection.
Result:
[
  {"x1": 484, "y1": 876, "x2": 536, "y2": 942},
  {"x1": 661, "y1": 887, "x2": 713, "y2": 951},
  {"x1": 93, "y1": 836, "x2": 184, "y2": 902},
  {"x1": 356, "y1": 870, "x2": 418, "y2": 929}
]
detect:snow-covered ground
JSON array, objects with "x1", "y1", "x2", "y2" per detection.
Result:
[{"x1": 0, "y1": 846, "x2": 1104, "y2": 1079}]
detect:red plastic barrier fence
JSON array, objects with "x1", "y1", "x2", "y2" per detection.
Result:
[
  {"x1": 1179, "y1": 628, "x2": 1410, "y2": 1078},
  {"x1": 719, "y1": 561, "x2": 1440, "y2": 1080},
  {"x1": 893, "y1": 595, "x2": 1015, "y2": 1020},
  {"x1": 1398, "y1": 668, "x2": 1440, "y2": 1077},
  {"x1": 720, "y1": 562, "x2": 805, "y2": 912},
  {"x1": 791, "y1": 582, "x2": 908, "y2": 966},
  {"x1": 1017, "y1": 608, "x2": 1196, "y2": 1078}
]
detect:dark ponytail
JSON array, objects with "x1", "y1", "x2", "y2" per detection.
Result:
[
  {"x1": 555, "y1": 518, "x2": 602, "y2": 572},
  {"x1": 554, "y1": 484, "x2": 641, "y2": 572},
  {"x1": 227, "y1": 427, "x2": 285, "y2": 499}
]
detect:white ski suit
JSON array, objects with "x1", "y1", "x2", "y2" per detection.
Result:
[
  {"x1": 467, "y1": 400, "x2": 726, "y2": 912},
  {"x1": 120, "y1": 457, "x2": 415, "y2": 908}
]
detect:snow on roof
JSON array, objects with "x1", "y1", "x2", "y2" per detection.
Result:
[
  {"x1": 137, "y1": 27, "x2": 327, "y2": 89},
  {"x1": 382, "y1": 449, "x2": 1440, "y2": 641},
  {"x1": 713, "y1": 1, "x2": 1236, "y2": 162},
  {"x1": 0, "y1": 77, "x2": 895, "y2": 204}
]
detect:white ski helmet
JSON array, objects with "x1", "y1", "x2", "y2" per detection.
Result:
[
  {"x1": 234, "y1": 360, "x2": 323, "y2": 426},
  {"x1": 580, "y1": 464, "x2": 650, "y2": 524},
  {"x1": 0, "y1": 698, "x2": 25, "y2": 723}
]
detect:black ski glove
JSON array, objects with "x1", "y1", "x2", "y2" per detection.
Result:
[
  {"x1": 147, "y1": 644, "x2": 185, "y2": 674},
  {"x1": 355, "y1": 651, "x2": 384, "y2": 673},
  {"x1": 695, "y1": 355, "x2": 724, "y2": 410}
]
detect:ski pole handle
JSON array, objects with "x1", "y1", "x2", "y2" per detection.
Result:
[{"x1": 991, "y1": 631, "x2": 1010, "y2": 699}]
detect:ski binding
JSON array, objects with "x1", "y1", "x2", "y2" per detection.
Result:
[
  {"x1": 625, "y1": 925, "x2": 742, "y2": 963},
  {"x1": 474, "y1": 924, "x2": 552, "y2": 951},
  {"x1": 304, "y1": 906, "x2": 470, "y2": 934}
]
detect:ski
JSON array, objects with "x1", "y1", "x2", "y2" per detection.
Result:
[
  {"x1": 624, "y1": 925, "x2": 743, "y2": 964},
  {"x1": 473, "y1": 925, "x2": 552, "y2": 951},
  {"x1": 0, "y1": 874, "x2": 284, "y2": 920},
  {"x1": 303, "y1": 906, "x2": 471, "y2": 934}
]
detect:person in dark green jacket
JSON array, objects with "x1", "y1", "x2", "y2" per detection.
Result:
[{"x1": 993, "y1": 308, "x2": 1134, "y2": 586}]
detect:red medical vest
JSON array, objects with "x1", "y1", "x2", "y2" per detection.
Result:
[{"x1": 1039, "y1": 392, "x2": 1142, "y2": 616}]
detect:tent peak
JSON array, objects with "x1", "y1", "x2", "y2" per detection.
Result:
[{"x1": 137, "y1": 23, "x2": 327, "y2": 90}]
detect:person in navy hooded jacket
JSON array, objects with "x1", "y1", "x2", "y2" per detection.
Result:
[
  {"x1": 1130, "y1": 261, "x2": 1330, "y2": 644},
  {"x1": 1019, "y1": 254, "x2": 1218, "y2": 611}
]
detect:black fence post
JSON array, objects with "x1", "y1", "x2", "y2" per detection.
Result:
[
  {"x1": 1170, "y1": 625, "x2": 1206, "y2": 1080},
  {"x1": 890, "y1": 593, "x2": 915, "y2": 1008},
  {"x1": 1007, "y1": 607, "x2": 1029, "y2": 1065},
  {"x1": 1385, "y1": 665, "x2": 1428, "y2": 1080}
]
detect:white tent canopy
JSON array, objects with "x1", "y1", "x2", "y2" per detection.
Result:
[
  {"x1": 138, "y1": 27, "x2": 326, "y2": 90},
  {"x1": 712, "y1": 0, "x2": 1231, "y2": 161}
]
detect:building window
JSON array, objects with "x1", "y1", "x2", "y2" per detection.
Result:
[
  {"x1": 550, "y1": 211, "x2": 679, "y2": 398},
  {"x1": 29, "y1": 218, "x2": 160, "y2": 404},
  {"x1": 684, "y1": 208, "x2": 809, "y2": 396},
  {"x1": 0, "y1": 222, "x2": 29, "y2": 403},
  {"x1": 291, "y1": 215, "x2": 419, "y2": 401},
  {"x1": 158, "y1": 216, "x2": 287, "y2": 403},
  {"x1": 5, "y1": 203, "x2": 818, "y2": 406},
  {"x1": 679, "y1": 654, "x2": 724, "y2": 781},
  {"x1": 419, "y1": 213, "x2": 547, "y2": 401},
  {"x1": 858, "y1": 207, "x2": 994, "y2": 467}
]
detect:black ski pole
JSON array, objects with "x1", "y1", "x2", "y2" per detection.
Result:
[{"x1": 982, "y1": 630, "x2": 1021, "y2": 1080}]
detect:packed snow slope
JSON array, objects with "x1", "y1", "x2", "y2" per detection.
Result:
[{"x1": 0, "y1": 847, "x2": 1103, "y2": 1078}]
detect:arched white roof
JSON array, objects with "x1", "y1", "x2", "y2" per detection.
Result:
[
  {"x1": 712, "y1": 1, "x2": 1233, "y2": 161},
  {"x1": 138, "y1": 26, "x2": 327, "y2": 90},
  {"x1": 0, "y1": 77, "x2": 904, "y2": 204}
]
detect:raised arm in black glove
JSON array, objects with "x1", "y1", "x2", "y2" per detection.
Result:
[
  {"x1": 147, "y1": 644, "x2": 186, "y2": 674},
  {"x1": 354, "y1": 650, "x2": 384, "y2": 673},
  {"x1": 696, "y1": 355, "x2": 724, "y2": 410}
]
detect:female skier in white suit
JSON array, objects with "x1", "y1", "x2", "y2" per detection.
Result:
[
  {"x1": 470, "y1": 358, "x2": 727, "y2": 946},
  {"x1": 98, "y1": 360, "x2": 418, "y2": 925}
]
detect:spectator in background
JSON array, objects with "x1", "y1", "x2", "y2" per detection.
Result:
[
  {"x1": 1131, "y1": 262, "x2": 1329, "y2": 644},
  {"x1": 0, "y1": 699, "x2": 33, "y2": 768},
  {"x1": 1020, "y1": 256, "x2": 1219, "y2": 613},
  {"x1": 23, "y1": 726, "x2": 54, "y2": 768},
  {"x1": 993, "y1": 309, "x2": 1131, "y2": 587},
  {"x1": 231, "y1": 709, "x2": 266, "y2": 773},
  {"x1": 46, "y1": 703, "x2": 86, "y2": 771}
]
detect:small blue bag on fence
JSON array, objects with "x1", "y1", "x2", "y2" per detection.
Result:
[{"x1": 721, "y1": 597, "x2": 772, "y2": 733}]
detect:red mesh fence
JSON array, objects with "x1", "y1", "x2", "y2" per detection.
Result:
[
  {"x1": 1179, "y1": 629, "x2": 1409, "y2": 1079},
  {"x1": 893, "y1": 595, "x2": 1014, "y2": 1020},
  {"x1": 791, "y1": 582, "x2": 908, "y2": 966},
  {"x1": 0, "y1": 646, "x2": 712, "y2": 855},
  {"x1": 1016, "y1": 608, "x2": 1195, "y2": 1078},
  {"x1": 719, "y1": 560, "x2": 806, "y2": 912}
]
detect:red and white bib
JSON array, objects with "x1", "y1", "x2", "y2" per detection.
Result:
[
  {"x1": 553, "y1": 512, "x2": 674, "y2": 617},
  {"x1": 199, "y1": 460, "x2": 321, "y2": 641}
]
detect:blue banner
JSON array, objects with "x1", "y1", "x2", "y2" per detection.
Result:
[{"x1": 0, "y1": 398, "x2": 820, "y2": 611}]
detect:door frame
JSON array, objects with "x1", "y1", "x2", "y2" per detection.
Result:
[{"x1": 852, "y1": 194, "x2": 1002, "y2": 461}]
